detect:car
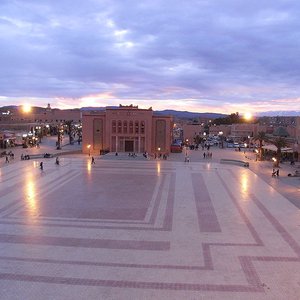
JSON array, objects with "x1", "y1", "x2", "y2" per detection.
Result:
[{"x1": 171, "y1": 144, "x2": 182, "y2": 153}]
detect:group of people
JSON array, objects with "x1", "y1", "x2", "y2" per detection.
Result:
[
  {"x1": 21, "y1": 154, "x2": 31, "y2": 160},
  {"x1": 4, "y1": 151, "x2": 14, "y2": 163},
  {"x1": 203, "y1": 152, "x2": 213, "y2": 159},
  {"x1": 184, "y1": 155, "x2": 190, "y2": 163},
  {"x1": 39, "y1": 157, "x2": 60, "y2": 171},
  {"x1": 128, "y1": 152, "x2": 137, "y2": 158}
]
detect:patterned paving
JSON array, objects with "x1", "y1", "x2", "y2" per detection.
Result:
[{"x1": 0, "y1": 157, "x2": 299, "y2": 299}]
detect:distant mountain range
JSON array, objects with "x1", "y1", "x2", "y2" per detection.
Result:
[
  {"x1": 0, "y1": 105, "x2": 299, "y2": 118},
  {"x1": 256, "y1": 111, "x2": 300, "y2": 117},
  {"x1": 154, "y1": 110, "x2": 225, "y2": 119}
]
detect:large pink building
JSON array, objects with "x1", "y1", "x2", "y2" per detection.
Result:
[{"x1": 82, "y1": 105, "x2": 173, "y2": 155}]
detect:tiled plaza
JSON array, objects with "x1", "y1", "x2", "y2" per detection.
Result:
[{"x1": 0, "y1": 155, "x2": 300, "y2": 299}]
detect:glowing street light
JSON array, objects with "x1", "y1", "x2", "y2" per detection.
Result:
[
  {"x1": 87, "y1": 144, "x2": 91, "y2": 156},
  {"x1": 218, "y1": 131, "x2": 224, "y2": 148}
]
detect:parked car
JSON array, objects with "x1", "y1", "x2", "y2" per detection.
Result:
[{"x1": 171, "y1": 144, "x2": 182, "y2": 153}]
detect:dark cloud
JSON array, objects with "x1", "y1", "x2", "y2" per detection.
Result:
[{"x1": 0, "y1": 0, "x2": 300, "y2": 112}]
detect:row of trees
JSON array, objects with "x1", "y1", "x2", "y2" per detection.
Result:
[
  {"x1": 213, "y1": 113, "x2": 247, "y2": 125},
  {"x1": 253, "y1": 132, "x2": 288, "y2": 167}
]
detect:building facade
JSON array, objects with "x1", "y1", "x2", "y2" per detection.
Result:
[
  {"x1": 82, "y1": 105, "x2": 173, "y2": 155},
  {"x1": 182, "y1": 123, "x2": 204, "y2": 144}
]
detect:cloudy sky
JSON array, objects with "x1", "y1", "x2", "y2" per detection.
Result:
[{"x1": 1, "y1": 0, "x2": 300, "y2": 115}]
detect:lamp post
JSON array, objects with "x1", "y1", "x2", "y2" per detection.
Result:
[
  {"x1": 87, "y1": 144, "x2": 91, "y2": 156},
  {"x1": 56, "y1": 124, "x2": 63, "y2": 150},
  {"x1": 248, "y1": 135, "x2": 251, "y2": 151},
  {"x1": 219, "y1": 131, "x2": 224, "y2": 148}
]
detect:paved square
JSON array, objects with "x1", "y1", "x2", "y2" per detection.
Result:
[{"x1": 0, "y1": 157, "x2": 299, "y2": 299}]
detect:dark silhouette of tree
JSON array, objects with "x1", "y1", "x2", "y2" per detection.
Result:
[
  {"x1": 64, "y1": 120, "x2": 74, "y2": 144},
  {"x1": 253, "y1": 131, "x2": 268, "y2": 161},
  {"x1": 193, "y1": 135, "x2": 203, "y2": 146},
  {"x1": 213, "y1": 113, "x2": 242, "y2": 125},
  {"x1": 269, "y1": 137, "x2": 288, "y2": 167}
]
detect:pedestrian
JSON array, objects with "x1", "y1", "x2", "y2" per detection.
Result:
[
  {"x1": 91, "y1": 156, "x2": 95, "y2": 164},
  {"x1": 203, "y1": 152, "x2": 206, "y2": 159},
  {"x1": 276, "y1": 169, "x2": 279, "y2": 177},
  {"x1": 5, "y1": 156, "x2": 9, "y2": 163},
  {"x1": 55, "y1": 157, "x2": 59, "y2": 165},
  {"x1": 40, "y1": 161, "x2": 43, "y2": 170}
]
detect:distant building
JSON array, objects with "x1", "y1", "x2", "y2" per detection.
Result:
[
  {"x1": 230, "y1": 124, "x2": 257, "y2": 141},
  {"x1": 33, "y1": 105, "x2": 81, "y2": 124},
  {"x1": 82, "y1": 105, "x2": 173, "y2": 155},
  {"x1": 0, "y1": 104, "x2": 81, "y2": 125},
  {"x1": 208, "y1": 124, "x2": 231, "y2": 137},
  {"x1": 182, "y1": 123, "x2": 204, "y2": 144}
]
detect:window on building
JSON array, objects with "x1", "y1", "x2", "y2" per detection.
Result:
[
  {"x1": 118, "y1": 120, "x2": 122, "y2": 134},
  {"x1": 140, "y1": 121, "x2": 145, "y2": 134},
  {"x1": 123, "y1": 121, "x2": 127, "y2": 134},
  {"x1": 112, "y1": 120, "x2": 116, "y2": 133},
  {"x1": 129, "y1": 121, "x2": 133, "y2": 134},
  {"x1": 135, "y1": 121, "x2": 139, "y2": 134}
]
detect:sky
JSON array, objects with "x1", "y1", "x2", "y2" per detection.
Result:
[{"x1": 1, "y1": 0, "x2": 300, "y2": 115}]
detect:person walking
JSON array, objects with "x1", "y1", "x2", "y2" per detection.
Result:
[
  {"x1": 91, "y1": 156, "x2": 95, "y2": 164},
  {"x1": 40, "y1": 161, "x2": 44, "y2": 170},
  {"x1": 5, "y1": 156, "x2": 9, "y2": 163}
]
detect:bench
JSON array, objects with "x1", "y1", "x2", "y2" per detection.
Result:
[
  {"x1": 220, "y1": 159, "x2": 249, "y2": 167},
  {"x1": 23, "y1": 153, "x2": 53, "y2": 159}
]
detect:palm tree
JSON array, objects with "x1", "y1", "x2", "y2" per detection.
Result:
[
  {"x1": 193, "y1": 135, "x2": 203, "y2": 147},
  {"x1": 253, "y1": 131, "x2": 267, "y2": 161},
  {"x1": 64, "y1": 120, "x2": 74, "y2": 144},
  {"x1": 269, "y1": 137, "x2": 288, "y2": 167}
]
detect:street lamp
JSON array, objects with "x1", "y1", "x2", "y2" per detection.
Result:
[
  {"x1": 87, "y1": 144, "x2": 91, "y2": 156},
  {"x1": 218, "y1": 131, "x2": 224, "y2": 148}
]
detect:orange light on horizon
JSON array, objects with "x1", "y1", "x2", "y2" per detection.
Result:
[
  {"x1": 22, "y1": 103, "x2": 32, "y2": 113},
  {"x1": 244, "y1": 112, "x2": 252, "y2": 121}
]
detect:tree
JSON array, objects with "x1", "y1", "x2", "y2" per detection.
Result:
[
  {"x1": 269, "y1": 137, "x2": 288, "y2": 167},
  {"x1": 194, "y1": 135, "x2": 203, "y2": 146},
  {"x1": 64, "y1": 120, "x2": 74, "y2": 144},
  {"x1": 213, "y1": 112, "x2": 242, "y2": 125},
  {"x1": 253, "y1": 131, "x2": 268, "y2": 161}
]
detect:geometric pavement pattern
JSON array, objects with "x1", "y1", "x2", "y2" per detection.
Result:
[{"x1": 0, "y1": 157, "x2": 299, "y2": 299}]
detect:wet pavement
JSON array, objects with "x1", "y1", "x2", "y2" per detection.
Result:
[{"x1": 0, "y1": 142, "x2": 299, "y2": 299}]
